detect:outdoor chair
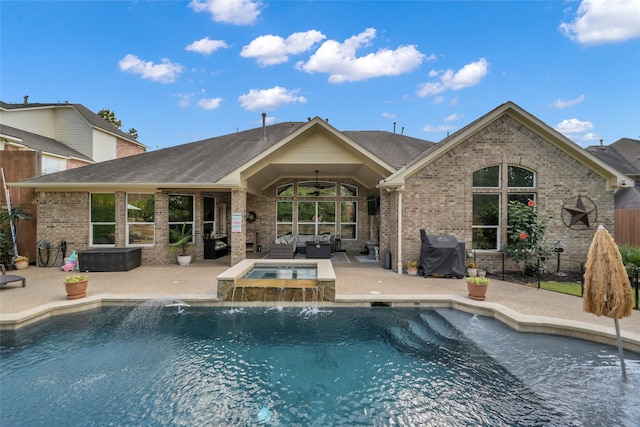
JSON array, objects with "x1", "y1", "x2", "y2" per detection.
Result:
[{"x1": 1, "y1": 264, "x2": 26, "y2": 288}]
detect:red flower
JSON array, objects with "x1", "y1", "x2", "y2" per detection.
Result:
[
  {"x1": 527, "y1": 200, "x2": 535, "y2": 207},
  {"x1": 519, "y1": 232, "x2": 528, "y2": 240}
]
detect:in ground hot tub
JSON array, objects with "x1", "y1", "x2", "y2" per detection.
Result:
[{"x1": 217, "y1": 259, "x2": 335, "y2": 302}]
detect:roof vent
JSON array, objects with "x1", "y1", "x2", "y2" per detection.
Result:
[
  {"x1": 261, "y1": 112, "x2": 267, "y2": 141},
  {"x1": 23, "y1": 95, "x2": 28, "y2": 104}
]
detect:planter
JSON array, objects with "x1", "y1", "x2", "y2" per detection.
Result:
[
  {"x1": 477, "y1": 269, "x2": 486, "y2": 277},
  {"x1": 177, "y1": 255, "x2": 192, "y2": 266},
  {"x1": 407, "y1": 266, "x2": 418, "y2": 276},
  {"x1": 467, "y1": 281, "x2": 488, "y2": 301},
  {"x1": 65, "y1": 279, "x2": 89, "y2": 300},
  {"x1": 467, "y1": 268, "x2": 477, "y2": 277},
  {"x1": 14, "y1": 258, "x2": 29, "y2": 270}
]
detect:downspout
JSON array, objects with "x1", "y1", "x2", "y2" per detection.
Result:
[{"x1": 396, "y1": 188, "x2": 403, "y2": 275}]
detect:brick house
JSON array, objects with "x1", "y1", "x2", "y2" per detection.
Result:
[
  {"x1": 1, "y1": 99, "x2": 146, "y2": 263},
  {"x1": 10, "y1": 102, "x2": 632, "y2": 273}
]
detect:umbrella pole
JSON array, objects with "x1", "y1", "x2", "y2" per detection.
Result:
[{"x1": 614, "y1": 319, "x2": 627, "y2": 382}]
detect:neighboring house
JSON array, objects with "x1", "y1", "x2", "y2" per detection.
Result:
[
  {"x1": 587, "y1": 138, "x2": 640, "y2": 246},
  {"x1": 11, "y1": 102, "x2": 632, "y2": 273},
  {"x1": 0, "y1": 98, "x2": 146, "y2": 263}
]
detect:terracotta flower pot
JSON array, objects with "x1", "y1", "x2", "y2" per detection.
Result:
[
  {"x1": 15, "y1": 259, "x2": 29, "y2": 270},
  {"x1": 467, "y1": 281, "x2": 488, "y2": 301},
  {"x1": 65, "y1": 279, "x2": 89, "y2": 300},
  {"x1": 407, "y1": 266, "x2": 418, "y2": 276}
]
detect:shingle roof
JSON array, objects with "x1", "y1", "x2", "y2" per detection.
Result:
[
  {"x1": 343, "y1": 131, "x2": 435, "y2": 169},
  {"x1": 0, "y1": 124, "x2": 92, "y2": 161},
  {"x1": 0, "y1": 101, "x2": 142, "y2": 145},
  {"x1": 586, "y1": 139, "x2": 640, "y2": 180},
  {"x1": 615, "y1": 182, "x2": 640, "y2": 209},
  {"x1": 610, "y1": 138, "x2": 640, "y2": 172},
  {"x1": 19, "y1": 120, "x2": 435, "y2": 186}
]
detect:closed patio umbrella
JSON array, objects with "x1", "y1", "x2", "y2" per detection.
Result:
[{"x1": 583, "y1": 225, "x2": 634, "y2": 381}]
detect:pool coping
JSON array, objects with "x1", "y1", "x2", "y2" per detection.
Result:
[{"x1": 1, "y1": 292, "x2": 639, "y2": 353}]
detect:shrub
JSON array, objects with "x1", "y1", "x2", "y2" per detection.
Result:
[{"x1": 619, "y1": 245, "x2": 640, "y2": 268}]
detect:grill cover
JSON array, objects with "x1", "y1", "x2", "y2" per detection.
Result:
[{"x1": 419, "y1": 230, "x2": 465, "y2": 277}]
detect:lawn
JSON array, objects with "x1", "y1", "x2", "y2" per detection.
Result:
[{"x1": 540, "y1": 281, "x2": 639, "y2": 307}]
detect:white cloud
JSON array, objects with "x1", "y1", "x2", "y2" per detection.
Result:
[
  {"x1": 175, "y1": 93, "x2": 194, "y2": 108},
  {"x1": 382, "y1": 112, "x2": 396, "y2": 119},
  {"x1": 417, "y1": 58, "x2": 489, "y2": 97},
  {"x1": 296, "y1": 28, "x2": 427, "y2": 83},
  {"x1": 238, "y1": 86, "x2": 306, "y2": 111},
  {"x1": 444, "y1": 113, "x2": 464, "y2": 122},
  {"x1": 422, "y1": 124, "x2": 457, "y2": 133},
  {"x1": 559, "y1": 0, "x2": 640, "y2": 45},
  {"x1": 550, "y1": 95, "x2": 585, "y2": 109},
  {"x1": 582, "y1": 132, "x2": 601, "y2": 141},
  {"x1": 197, "y1": 98, "x2": 224, "y2": 110},
  {"x1": 555, "y1": 118, "x2": 595, "y2": 135},
  {"x1": 118, "y1": 54, "x2": 183, "y2": 83},
  {"x1": 189, "y1": 0, "x2": 262, "y2": 26},
  {"x1": 241, "y1": 30, "x2": 326, "y2": 66},
  {"x1": 186, "y1": 37, "x2": 229, "y2": 55}
]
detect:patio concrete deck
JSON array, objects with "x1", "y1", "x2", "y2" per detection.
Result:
[{"x1": 1, "y1": 253, "x2": 639, "y2": 352}]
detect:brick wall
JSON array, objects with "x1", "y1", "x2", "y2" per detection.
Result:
[
  {"x1": 396, "y1": 114, "x2": 614, "y2": 273},
  {"x1": 116, "y1": 138, "x2": 145, "y2": 158}
]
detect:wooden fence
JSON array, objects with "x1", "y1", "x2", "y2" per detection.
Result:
[{"x1": 615, "y1": 208, "x2": 640, "y2": 247}]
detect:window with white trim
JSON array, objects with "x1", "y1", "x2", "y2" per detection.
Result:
[
  {"x1": 472, "y1": 165, "x2": 536, "y2": 250},
  {"x1": 127, "y1": 193, "x2": 155, "y2": 245},
  {"x1": 90, "y1": 193, "x2": 115, "y2": 245}
]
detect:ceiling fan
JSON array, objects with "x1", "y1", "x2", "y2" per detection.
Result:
[{"x1": 307, "y1": 170, "x2": 331, "y2": 196}]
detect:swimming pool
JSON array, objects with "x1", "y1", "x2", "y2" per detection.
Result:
[{"x1": 1, "y1": 306, "x2": 638, "y2": 426}]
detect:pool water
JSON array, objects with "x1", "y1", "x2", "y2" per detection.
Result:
[
  {"x1": 243, "y1": 265, "x2": 317, "y2": 280},
  {"x1": 1, "y1": 306, "x2": 638, "y2": 426}
]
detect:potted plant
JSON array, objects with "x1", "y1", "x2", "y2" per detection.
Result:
[
  {"x1": 467, "y1": 276, "x2": 490, "y2": 301},
  {"x1": 405, "y1": 260, "x2": 419, "y2": 276},
  {"x1": 467, "y1": 261, "x2": 478, "y2": 277},
  {"x1": 170, "y1": 223, "x2": 194, "y2": 266},
  {"x1": 64, "y1": 274, "x2": 89, "y2": 300},
  {"x1": 14, "y1": 256, "x2": 29, "y2": 270}
]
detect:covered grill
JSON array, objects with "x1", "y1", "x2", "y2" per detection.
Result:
[{"x1": 419, "y1": 230, "x2": 465, "y2": 278}]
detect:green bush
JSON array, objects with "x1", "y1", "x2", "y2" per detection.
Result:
[{"x1": 619, "y1": 245, "x2": 640, "y2": 268}]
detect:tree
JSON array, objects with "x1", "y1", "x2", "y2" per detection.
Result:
[
  {"x1": 128, "y1": 128, "x2": 139, "y2": 139},
  {"x1": 97, "y1": 109, "x2": 122, "y2": 129}
]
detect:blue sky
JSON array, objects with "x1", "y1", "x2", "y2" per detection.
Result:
[{"x1": 2, "y1": 0, "x2": 639, "y2": 150}]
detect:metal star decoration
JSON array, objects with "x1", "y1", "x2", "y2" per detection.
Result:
[{"x1": 563, "y1": 195, "x2": 596, "y2": 228}]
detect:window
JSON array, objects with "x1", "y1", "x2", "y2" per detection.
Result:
[
  {"x1": 41, "y1": 155, "x2": 65, "y2": 175},
  {"x1": 472, "y1": 165, "x2": 537, "y2": 250},
  {"x1": 298, "y1": 201, "x2": 336, "y2": 235},
  {"x1": 276, "y1": 184, "x2": 294, "y2": 197},
  {"x1": 276, "y1": 201, "x2": 293, "y2": 237},
  {"x1": 203, "y1": 196, "x2": 215, "y2": 236},
  {"x1": 276, "y1": 181, "x2": 355, "y2": 239},
  {"x1": 297, "y1": 181, "x2": 337, "y2": 197},
  {"x1": 472, "y1": 194, "x2": 499, "y2": 249},
  {"x1": 169, "y1": 194, "x2": 194, "y2": 244},
  {"x1": 473, "y1": 166, "x2": 500, "y2": 187},
  {"x1": 340, "y1": 184, "x2": 357, "y2": 197},
  {"x1": 90, "y1": 193, "x2": 115, "y2": 245},
  {"x1": 340, "y1": 201, "x2": 357, "y2": 239},
  {"x1": 127, "y1": 194, "x2": 155, "y2": 245},
  {"x1": 507, "y1": 166, "x2": 534, "y2": 188}
]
